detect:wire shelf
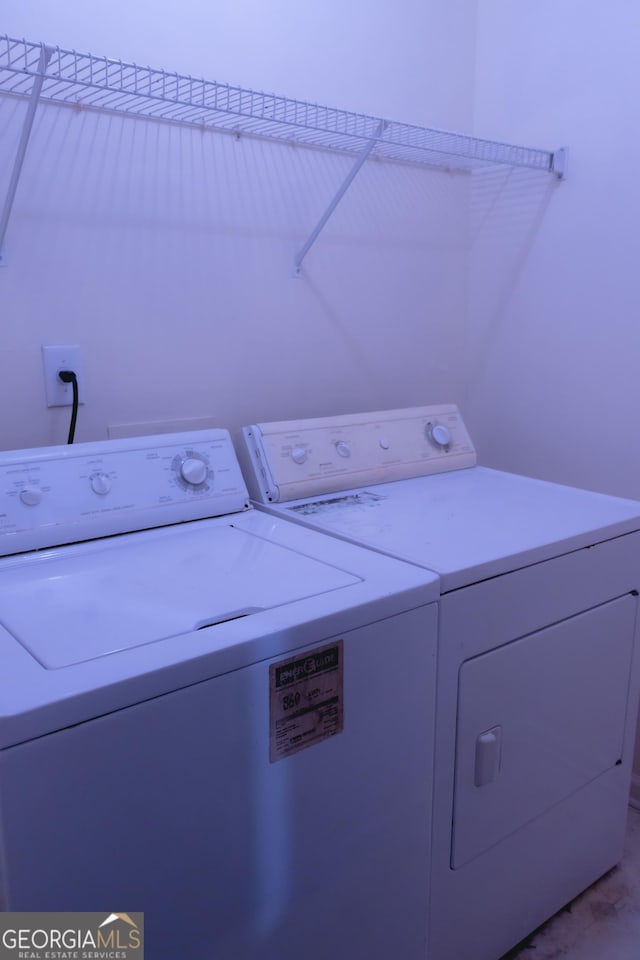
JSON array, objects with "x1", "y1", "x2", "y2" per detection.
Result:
[{"x1": 0, "y1": 35, "x2": 560, "y2": 174}]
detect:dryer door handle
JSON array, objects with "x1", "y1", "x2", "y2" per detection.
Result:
[{"x1": 474, "y1": 726, "x2": 502, "y2": 787}]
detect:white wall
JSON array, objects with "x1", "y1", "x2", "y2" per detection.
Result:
[
  {"x1": 0, "y1": 0, "x2": 477, "y2": 449},
  {"x1": 469, "y1": 1, "x2": 640, "y2": 501},
  {"x1": 3, "y1": 0, "x2": 475, "y2": 127},
  {"x1": 471, "y1": 1, "x2": 640, "y2": 778}
]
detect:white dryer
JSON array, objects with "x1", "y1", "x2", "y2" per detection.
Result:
[
  {"x1": 239, "y1": 404, "x2": 640, "y2": 960},
  {"x1": 0, "y1": 429, "x2": 440, "y2": 960}
]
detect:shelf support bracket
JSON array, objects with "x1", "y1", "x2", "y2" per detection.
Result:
[
  {"x1": 0, "y1": 43, "x2": 53, "y2": 267},
  {"x1": 551, "y1": 147, "x2": 567, "y2": 180},
  {"x1": 293, "y1": 119, "x2": 387, "y2": 277}
]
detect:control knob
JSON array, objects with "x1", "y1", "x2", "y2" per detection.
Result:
[
  {"x1": 290, "y1": 447, "x2": 308, "y2": 465},
  {"x1": 20, "y1": 486, "x2": 42, "y2": 506},
  {"x1": 335, "y1": 441, "x2": 351, "y2": 458},
  {"x1": 91, "y1": 472, "x2": 112, "y2": 495},
  {"x1": 427, "y1": 423, "x2": 451, "y2": 448},
  {"x1": 180, "y1": 458, "x2": 208, "y2": 485}
]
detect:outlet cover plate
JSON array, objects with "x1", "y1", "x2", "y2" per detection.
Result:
[{"x1": 42, "y1": 344, "x2": 83, "y2": 407}]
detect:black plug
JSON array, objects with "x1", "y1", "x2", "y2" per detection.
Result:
[{"x1": 58, "y1": 370, "x2": 79, "y2": 444}]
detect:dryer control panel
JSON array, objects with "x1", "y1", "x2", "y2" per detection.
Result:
[
  {"x1": 0, "y1": 429, "x2": 250, "y2": 555},
  {"x1": 241, "y1": 404, "x2": 476, "y2": 503}
]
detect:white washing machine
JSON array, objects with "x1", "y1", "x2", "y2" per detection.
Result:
[
  {"x1": 239, "y1": 404, "x2": 640, "y2": 960},
  {"x1": 0, "y1": 428, "x2": 440, "y2": 960}
]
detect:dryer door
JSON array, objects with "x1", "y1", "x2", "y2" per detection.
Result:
[{"x1": 451, "y1": 594, "x2": 636, "y2": 868}]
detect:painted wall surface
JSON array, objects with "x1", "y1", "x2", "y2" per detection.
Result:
[
  {"x1": 3, "y1": 0, "x2": 475, "y2": 127},
  {"x1": 0, "y1": 0, "x2": 477, "y2": 448},
  {"x1": 469, "y1": 1, "x2": 640, "y2": 501},
  {"x1": 470, "y1": 2, "x2": 640, "y2": 776}
]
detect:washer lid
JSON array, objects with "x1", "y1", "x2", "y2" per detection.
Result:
[
  {"x1": 0, "y1": 521, "x2": 361, "y2": 668},
  {"x1": 0, "y1": 509, "x2": 438, "y2": 749}
]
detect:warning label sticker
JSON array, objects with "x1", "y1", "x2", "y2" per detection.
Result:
[{"x1": 269, "y1": 640, "x2": 344, "y2": 762}]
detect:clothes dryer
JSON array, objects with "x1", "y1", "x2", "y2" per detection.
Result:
[
  {"x1": 0, "y1": 428, "x2": 439, "y2": 960},
  {"x1": 240, "y1": 404, "x2": 640, "y2": 960}
]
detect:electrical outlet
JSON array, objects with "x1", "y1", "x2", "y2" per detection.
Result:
[{"x1": 42, "y1": 345, "x2": 83, "y2": 407}]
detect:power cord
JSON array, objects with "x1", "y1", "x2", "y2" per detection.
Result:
[{"x1": 58, "y1": 370, "x2": 79, "y2": 444}]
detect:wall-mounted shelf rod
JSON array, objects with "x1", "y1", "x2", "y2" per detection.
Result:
[
  {"x1": 0, "y1": 36, "x2": 566, "y2": 273},
  {"x1": 0, "y1": 42, "x2": 53, "y2": 266},
  {"x1": 0, "y1": 36, "x2": 563, "y2": 175}
]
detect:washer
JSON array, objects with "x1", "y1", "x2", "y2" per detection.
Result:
[
  {"x1": 239, "y1": 404, "x2": 640, "y2": 960},
  {"x1": 0, "y1": 428, "x2": 440, "y2": 960}
]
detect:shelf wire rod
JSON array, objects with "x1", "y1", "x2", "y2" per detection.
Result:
[
  {"x1": 0, "y1": 73, "x2": 33, "y2": 95},
  {"x1": 0, "y1": 37, "x2": 558, "y2": 174},
  {"x1": 25, "y1": 61, "x2": 378, "y2": 154},
  {"x1": 293, "y1": 118, "x2": 386, "y2": 277},
  {"x1": 153, "y1": 103, "x2": 211, "y2": 123},
  {"x1": 0, "y1": 42, "x2": 53, "y2": 265}
]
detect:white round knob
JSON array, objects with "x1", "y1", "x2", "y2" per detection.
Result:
[
  {"x1": 379, "y1": 438, "x2": 391, "y2": 450},
  {"x1": 431, "y1": 424, "x2": 451, "y2": 447},
  {"x1": 20, "y1": 486, "x2": 42, "y2": 506},
  {"x1": 291, "y1": 447, "x2": 308, "y2": 465},
  {"x1": 335, "y1": 441, "x2": 351, "y2": 458},
  {"x1": 91, "y1": 473, "x2": 111, "y2": 495},
  {"x1": 180, "y1": 458, "x2": 208, "y2": 485}
]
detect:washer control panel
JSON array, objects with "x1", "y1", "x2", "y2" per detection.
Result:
[
  {"x1": 241, "y1": 403, "x2": 476, "y2": 503},
  {"x1": 0, "y1": 429, "x2": 250, "y2": 555}
]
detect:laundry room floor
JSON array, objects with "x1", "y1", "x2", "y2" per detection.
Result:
[{"x1": 503, "y1": 806, "x2": 640, "y2": 960}]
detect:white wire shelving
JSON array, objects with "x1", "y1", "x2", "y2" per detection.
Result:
[{"x1": 0, "y1": 35, "x2": 567, "y2": 272}]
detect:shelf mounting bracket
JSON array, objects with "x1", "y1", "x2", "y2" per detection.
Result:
[
  {"x1": 0, "y1": 42, "x2": 53, "y2": 267},
  {"x1": 551, "y1": 147, "x2": 568, "y2": 180},
  {"x1": 293, "y1": 119, "x2": 387, "y2": 277}
]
